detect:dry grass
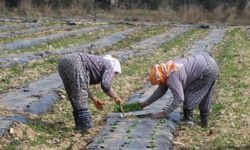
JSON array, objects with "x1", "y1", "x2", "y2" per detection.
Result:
[
  {"x1": 0, "y1": 0, "x2": 90, "y2": 18},
  {"x1": 106, "y1": 1, "x2": 250, "y2": 25},
  {"x1": 0, "y1": 1, "x2": 5, "y2": 13},
  {"x1": 102, "y1": 8, "x2": 175, "y2": 22},
  {"x1": 106, "y1": 6, "x2": 250, "y2": 25},
  {"x1": 16, "y1": 0, "x2": 32, "y2": 16},
  {"x1": 1, "y1": 1, "x2": 250, "y2": 25},
  {"x1": 177, "y1": 5, "x2": 205, "y2": 23}
]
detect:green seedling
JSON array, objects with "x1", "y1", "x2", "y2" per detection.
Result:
[
  {"x1": 127, "y1": 135, "x2": 133, "y2": 140},
  {"x1": 126, "y1": 129, "x2": 131, "y2": 133},
  {"x1": 113, "y1": 102, "x2": 142, "y2": 113},
  {"x1": 111, "y1": 126, "x2": 116, "y2": 129},
  {"x1": 97, "y1": 138, "x2": 105, "y2": 144},
  {"x1": 147, "y1": 141, "x2": 156, "y2": 148},
  {"x1": 151, "y1": 135, "x2": 156, "y2": 140}
]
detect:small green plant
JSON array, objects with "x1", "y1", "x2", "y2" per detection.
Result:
[
  {"x1": 4, "y1": 144, "x2": 18, "y2": 150},
  {"x1": 113, "y1": 102, "x2": 142, "y2": 112},
  {"x1": 147, "y1": 141, "x2": 156, "y2": 148}
]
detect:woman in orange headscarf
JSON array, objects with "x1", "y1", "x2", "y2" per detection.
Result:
[{"x1": 140, "y1": 52, "x2": 218, "y2": 127}]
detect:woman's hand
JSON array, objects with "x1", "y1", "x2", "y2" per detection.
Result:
[
  {"x1": 114, "y1": 97, "x2": 123, "y2": 105},
  {"x1": 93, "y1": 99, "x2": 105, "y2": 111}
]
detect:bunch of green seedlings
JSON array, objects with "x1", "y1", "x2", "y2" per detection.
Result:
[{"x1": 113, "y1": 102, "x2": 142, "y2": 113}]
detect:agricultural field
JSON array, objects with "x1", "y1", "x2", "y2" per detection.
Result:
[{"x1": 0, "y1": 18, "x2": 249, "y2": 150}]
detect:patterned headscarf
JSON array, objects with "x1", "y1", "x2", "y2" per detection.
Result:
[{"x1": 148, "y1": 60, "x2": 183, "y2": 85}]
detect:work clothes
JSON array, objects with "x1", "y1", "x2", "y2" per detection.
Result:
[
  {"x1": 168, "y1": 52, "x2": 218, "y2": 113},
  {"x1": 145, "y1": 52, "x2": 218, "y2": 125},
  {"x1": 58, "y1": 54, "x2": 115, "y2": 111}
]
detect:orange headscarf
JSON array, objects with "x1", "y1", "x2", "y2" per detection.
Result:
[{"x1": 148, "y1": 60, "x2": 183, "y2": 86}]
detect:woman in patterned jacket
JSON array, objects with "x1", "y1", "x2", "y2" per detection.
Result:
[
  {"x1": 58, "y1": 54, "x2": 122, "y2": 132},
  {"x1": 140, "y1": 52, "x2": 218, "y2": 127}
]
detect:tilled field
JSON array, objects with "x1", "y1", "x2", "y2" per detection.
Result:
[{"x1": 0, "y1": 19, "x2": 249, "y2": 150}]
